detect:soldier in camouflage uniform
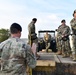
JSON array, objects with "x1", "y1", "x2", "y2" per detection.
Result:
[
  {"x1": 70, "y1": 9, "x2": 76, "y2": 61},
  {"x1": 56, "y1": 20, "x2": 71, "y2": 57},
  {"x1": 28, "y1": 18, "x2": 37, "y2": 45},
  {"x1": 44, "y1": 32, "x2": 51, "y2": 52},
  {"x1": 0, "y1": 23, "x2": 36, "y2": 75},
  {"x1": 28, "y1": 18, "x2": 40, "y2": 59}
]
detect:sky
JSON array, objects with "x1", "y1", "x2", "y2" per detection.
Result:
[{"x1": 0, "y1": 0, "x2": 76, "y2": 38}]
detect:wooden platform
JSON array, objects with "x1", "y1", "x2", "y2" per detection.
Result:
[
  {"x1": 37, "y1": 52, "x2": 76, "y2": 63},
  {"x1": 32, "y1": 52, "x2": 76, "y2": 75},
  {"x1": 36, "y1": 60, "x2": 55, "y2": 66}
]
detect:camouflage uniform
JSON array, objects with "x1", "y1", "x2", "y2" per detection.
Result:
[
  {"x1": 70, "y1": 18, "x2": 76, "y2": 60},
  {"x1": 0, "y1": 37, "x2": 36, "y2": 75},
  {"x1": 44, "y1": 33, "x2": 51, "y2": 52},
  {"x1": 28, "y1": 21, "x2": 38, "y2": 50},
  {"x1": 57, "y1": 25, "x2": 70, "y2": 57}
]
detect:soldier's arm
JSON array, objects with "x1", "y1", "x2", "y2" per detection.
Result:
[
  {"x1": 70, "y1": 21, "x2": 76, "y2": 34},
  {"x1": 70, "y1": 20, "x2": 74, "y2": 27},
  {"x1": 57, "y1": 26, "x2": 62, "y2": 35},
  {"x1": 28, "y1": 25, "x2": 31, "y2": 35},
  {"x1": 67, "y1": 27, "x2": 71, "y2": 35},
  {"x1": 57, "y1": 26, "x2": 62, "y2": 38},
  {"x1": 70, "y1": 19, "x2": 76, "y2": 29},
  {"x1": 26, "y1": 44, "x2": 36, "y2": 68},
  {"x1": 64, "y1": 26, "x2": 70, "y2": 36},
  {"x1": 0, "y1": 41, "x2": 6, "y2": 57},
  {"x1": 28, "y1": 25, "x2": 35, "y2": 36}
]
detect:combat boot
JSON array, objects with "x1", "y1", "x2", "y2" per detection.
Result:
[
  {"x1": 56, "y1": 50, "x2": 62, "y2": 55},
  {"x1": 73, "y1": 54, "x2": 76, "y2": 61}
]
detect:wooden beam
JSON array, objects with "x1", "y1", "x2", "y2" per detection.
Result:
[{"x1": 36, "y1": 60, "x2": 56, "y2": 66}]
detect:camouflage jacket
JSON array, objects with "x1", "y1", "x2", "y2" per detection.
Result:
[
  {"x1": 44, "y1": 34, "x2": 51, "y2": 42},
  {"x1": 28, "y1": 21, "x2": 37, "y2": 42},
  {"x1": 28, "y1": 21, "x2": 36, "y2": 35},
  {"x1": 57, "y1": 25, "x2": 70, "y2": 39},
  {"x1": 0, "y1": 37, "x2": 36, "y2": 75},
  {"x1": 70, "y1": 18, "x2": 76, "y2": 34}
]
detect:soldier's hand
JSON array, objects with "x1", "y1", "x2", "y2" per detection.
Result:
[{"x1": 31, "y1": 43, "x2": 36, "y2": 55}]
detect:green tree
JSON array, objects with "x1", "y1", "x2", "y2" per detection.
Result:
[{"x1": 0, "y1": 29, "x2": 10, "y2": 42}]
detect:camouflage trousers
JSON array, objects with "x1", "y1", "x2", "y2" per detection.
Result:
[
  {"x1": 56, "y1": 37, "x2": 62, "y2": 51},
  {"x1": 32, "y1": 39, "x2": 38, "y2": 52},
  {"x1": 28, "y1": 35, "x2": 38, "y2": 52},
  {"x1": 28, "y1": 38, "x2": 38, "y2": 52},
  {"x1": 61, "y1": 40, "x2": 71, "y2": 54},
  {"x1": 71, "y1": 35, "x2": 76, "y2": 54}
]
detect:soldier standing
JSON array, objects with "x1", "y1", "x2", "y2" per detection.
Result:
[
  {"x1": 0, "y1": 23, "x2": 36, "y2": 75},
  {"x1": 28, "y1": 18, "x2": 40, "y2": 59},
  {"x1": 56, "y1": 20, "x2": 71, "y2": 57},
  {"x1": 44, "y1": 32, "x2": 51, "y2": 52},
  {"x1": 70, "y1": 9, "x2": 76, "y2": 61}
]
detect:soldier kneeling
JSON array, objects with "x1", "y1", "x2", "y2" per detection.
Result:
[{"x1": 44, "y1": 32, "x2": 51, "y2": 52}]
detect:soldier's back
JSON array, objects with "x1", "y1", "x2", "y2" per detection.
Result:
[{"x1": 0, "y1": 37, "x2": 28, "y2": 75}]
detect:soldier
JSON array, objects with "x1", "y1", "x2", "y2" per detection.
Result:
[
  {"x1": 28, "y1": 18, "x2": 40, "y2": 59},
  {"x1": 0, "y1": 23, "x2": 36, "y2": 75},
  {"x1": 70, "y1": 9, "x2": 76, "y2": 61},
  {"x1": 56, "y1": 20, "x2": 71, "y2": 57},
  {"x1": 44, "y1": 32, "x2": 51, "y2": 52}
]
